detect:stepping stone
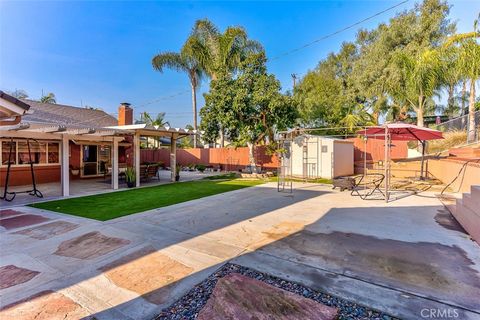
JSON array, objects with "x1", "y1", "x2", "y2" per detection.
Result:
[
  {"x1": 0, "y1": 290, "x2": 90, "y2": 320},
  {"x1": 0, "y1": 209, "x2": 25, "y2": 218},
  {"x1": 99, "y1": 246, "x2": 193, "y2": 304},
  {"x1": 0, "y1": 214, "x2": 50, "y2": 230},
  {"x1": 197, "y1": 273, "x2": 338, "y2": 320},
  {"x1": 0, "y1": 265, "x2": 40, "y2": 289},
  {"x1": 54, "y1": 231, "x2": 130, "y2": 260},
  {"x1": 14, "y1": 221, "x2": 79, "y2": 240}
]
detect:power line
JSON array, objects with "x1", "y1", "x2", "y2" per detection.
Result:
[
  {"x1": 269, "y1": 0, "x2": 410, "y2": 61},
  {"x1": 136, "y1": 89, "x2": 191, "y2": 109}
]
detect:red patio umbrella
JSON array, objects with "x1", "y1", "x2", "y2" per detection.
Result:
[
  {"x1": 358, "y1": 123, "x2": 444, "y2": 141},
  {"x1": 357, "y1": 123, "x2": 444, "y2": 201}
]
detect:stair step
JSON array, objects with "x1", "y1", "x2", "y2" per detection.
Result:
[
  {"x1": 452, "y1": 200, "x2": 480, "y2": 243},
  {"x1": 472, "y1": 185, "x2": 480, "y2": 198},
  {"x1": 463, "y1": 194, "x2": 480, "y2": 214}
]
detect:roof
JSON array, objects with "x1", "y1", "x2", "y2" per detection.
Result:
[
  {"x1": 107, "y1": 124, "x2": 198, "y2": 136},
  {"x1": 0, "y1": 91, "x2": 31, "y2": 111},
  {"x1": 20, "y1": 99, "x2": 118, "y2": 129}
]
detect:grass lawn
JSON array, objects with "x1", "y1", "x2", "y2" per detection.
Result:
[{"x1": 30, "y1": 179, "x2": 264, "y2": 221}]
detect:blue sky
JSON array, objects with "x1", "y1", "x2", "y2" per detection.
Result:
[{"x1": 0, "y1": 1, "x2": 478, "y2": 127}]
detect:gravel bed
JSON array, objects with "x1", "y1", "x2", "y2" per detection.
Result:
[{"x1": 154, "y1": 263, "x2": 400, "y2": 320}]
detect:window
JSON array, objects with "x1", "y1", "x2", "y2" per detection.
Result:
[
  {"x1": 1, "y1": 141, "x2": 16, "y2": 165},
  {"x1": 0, "y1": 140, "x2": 60, "y2": 166},
  {"x1": 18, "y1": 141, "x2": 46, "y2": 164},
  {"x1": 47, "y1": 143, "x2": 59, "y2": 164}
]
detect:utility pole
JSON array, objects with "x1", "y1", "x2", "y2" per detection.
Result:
[{"x1": 291, "y1": 73, "x2": 297, "y2": 89}]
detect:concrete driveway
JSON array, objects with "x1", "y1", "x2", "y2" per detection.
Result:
[{"x1": 0, "y1": 182, "x2": 479, "y2": 319}]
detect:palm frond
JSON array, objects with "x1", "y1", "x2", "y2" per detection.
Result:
[{"x1": 152, "y1": 52, "x2": 186, "y2": 73}]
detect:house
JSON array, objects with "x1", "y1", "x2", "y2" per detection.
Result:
[{"x1": 0, "y1": 91, "x2": 195, "y2": 199}]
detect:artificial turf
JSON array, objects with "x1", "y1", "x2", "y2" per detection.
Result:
[{"x1": 30, "y1": 179, "x2": 264, "y2": 221}]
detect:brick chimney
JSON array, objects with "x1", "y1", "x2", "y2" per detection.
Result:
[{"x1": 118, "y1": 102, "x2": 133, "y2": 126}]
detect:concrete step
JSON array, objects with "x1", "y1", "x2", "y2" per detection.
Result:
[
  {"x1": 453, "y1": 199, "x2": 480, "y2": 243},
  {"x1": 471, "y1": 185, "x2": 480, "y2": 198},
  {"x1": 462, "y1": 194, "x2": 480, "y2": 214}
]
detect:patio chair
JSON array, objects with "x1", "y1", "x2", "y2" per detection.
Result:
[{"x1": 350, "y1": 173, "x2": 385, "y2": 200}]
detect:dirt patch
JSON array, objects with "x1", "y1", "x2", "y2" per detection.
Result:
[
  {"x1": 99, "y1": 246, "x2": 193, "y2": 305},
  {"x1": 0, "y1": 265, "x2": 39, "y2": 289},
  {"x1": 54, "y1": 231, "x2": 130, "y2": 259},
  {"x1": 277, "y1": 231, "x2": 480, "y2": 309},
  {"x1": 0, "y1": 290, "x2": 90, "y2": 319},
  {"x1": 197, "y1": 273, "x2": 338, "y2": 320},
  {"x1": 434, "y1": 209, "x2": 467, "y2": 234},
  {"x1": 14, "y1": 221, "x2": 79, "y2": 240}
]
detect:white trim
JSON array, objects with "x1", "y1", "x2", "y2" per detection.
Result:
[{"x1": 61, "y1": 135, "x2": 69, "y2": 197}]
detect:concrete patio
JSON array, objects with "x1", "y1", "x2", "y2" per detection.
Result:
[{"x1": 0, "y1": 182, "x2": 479, "y2": 319}]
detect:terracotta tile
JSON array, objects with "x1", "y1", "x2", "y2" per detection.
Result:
[
  {"x1": 0, "y1": 209, "x2": 25, "y2": 219},
  {"x1": 99, "y1": 246, "x2": 193, "y2": 304},
  {"x1": 54, "y1": 231, "x2": 130, "y2": 260},
  {"x1": 0, "y1": 290, "x2": 90, "y2": 320},
  {"x1": 198, "y1": 273, "x2": 338, "y2": 320},
  {"x1": 0, "y1": 214, "x2": 50, "y2": 230},
  {"x1": 0, "y1": 265, "x2": 39, "y2": 289},
  {"x1": 14, "y1": 221, "x2": 79, "y2": 240}
]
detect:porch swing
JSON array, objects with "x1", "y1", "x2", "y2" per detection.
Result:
[{"x1": 1, "y1": 138, "x2": 43, "y2": 202}]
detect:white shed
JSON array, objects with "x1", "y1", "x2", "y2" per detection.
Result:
[{"x1": 289, "y1": 135, "x2": 354, "y2": 179}]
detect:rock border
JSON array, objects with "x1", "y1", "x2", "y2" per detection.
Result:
[{"x1": 154, "y1": 263, "x2": 399, "y2": 320}]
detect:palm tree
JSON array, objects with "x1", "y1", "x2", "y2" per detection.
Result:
[
  {"x1": 191, "y1": 19, "x2": 263, "y2": 80},
  {"x1": 444, "y1": 16, "x2": 480, "y2": 142},
  {"x1": 138, "y1": 111, "x2": 170, "y2": 127},
  {"x1": 152, "y1": 37, "x2": 203, "y2": 147},
  {"x1": 190, "y1": 19, "x2": 262, "y2": 146},
  {"x1": 39, "y1": 92, "x2": 56, "y2": 104},
  {"x1": 394, "y1": 49, "x2": 442, "y2": 127}
]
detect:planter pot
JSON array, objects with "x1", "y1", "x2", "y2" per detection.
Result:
[
  {"x1": 175, "y1": 175, "x2": 180, "y2": 182},
  {"x1": 70, "y1": 169, "x2": 80, "y2": 176},
  {"x1": 127, "y1": 181, "x2": 135, "y2": 188}
]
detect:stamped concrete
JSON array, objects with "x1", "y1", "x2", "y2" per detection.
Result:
[
  {"x1": 197, "y1": 273, "x2": 338, "y2": 320},
  {"x1": 14, "y1": 221, "x2": 79, "y2": 240},
  {"x1": 54, "y1": 231, "x2": 130, "y2": 259},
  {"x1": 0, "y1": 214, "x2": 50, "y2": 230},
  {"x1": 0, "y1": 182, "x2": 479, "y2": 320},
  {"x1": 0, "y1": 265, "x2": 39, "y2": 289}
]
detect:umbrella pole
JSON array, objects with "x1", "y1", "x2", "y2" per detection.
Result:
[{"x1": 420, "y1": 140, "x2": 426, "y2": 180}]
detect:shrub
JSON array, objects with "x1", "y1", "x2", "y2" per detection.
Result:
[
  {"x1": 427, "y1": 130, "x2": 468, "y2": 154},
  {"x1": 196, "y1": 164, "x2": 206, "y2": 172}
]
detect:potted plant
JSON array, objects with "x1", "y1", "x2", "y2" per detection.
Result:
[
  {"x1": 125, "y1": 167, "x2": 136, "y2": 188},
  {"x1": 69, "y1": 165, "x2": 80, "y2": 176},
  {"x1": 175, "y1": 164, "x2": 182, "y2": 181},
  {"x1": 196, "y1": 164, "x2": 206, "y2": 173}
]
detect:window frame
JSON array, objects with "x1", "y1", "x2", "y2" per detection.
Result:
[{"x1": 0, "y1": 139, "x2": 61, "y2": 167}]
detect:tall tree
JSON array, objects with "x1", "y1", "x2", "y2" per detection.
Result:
[
  {"x1": 444, "y1": 16, "x2": 480, "y2": 141},
  {"x1": 8, "y1": 89, "x2": 28, "y2": 99},
  {"x1": 190, "y1": 19, "x2": 263, "y2": 80},
  {"x1": 393, "y1": 49, "x2": 442, "y2": 127},
  {"x1": 201, "y1": 52, "x2": 297, "y2": 170},
  {"x1": 39, "y1": 92, "x2": 56, "y2": 104},
  {"x1": 152, "y1": 36, "x2": 204, "y2": 147}
]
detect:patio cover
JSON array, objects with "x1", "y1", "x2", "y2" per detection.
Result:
[{"x1": 358, "y1": 123, "x2": 444, "y2": 141}]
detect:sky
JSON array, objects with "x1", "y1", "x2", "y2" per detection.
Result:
[{"x1": 1, "y1": 0, "x2": 479, "y2": 128}]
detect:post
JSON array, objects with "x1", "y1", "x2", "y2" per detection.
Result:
[
  {"x1": 61, "y1": 134, "x2": 69, "y2": 197},
  {"x1": 134, "y1": 133, "x2": 141, "y2": 187},
  {"x1": 384, "y1": 127, "x2": 389, "y2": 203},
  {"x1": 170, "y1": 134, "x2": 177, "y2": 182},
  {"x1": 112, "y1": 139, "x2": 119, "y2": 190}
]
